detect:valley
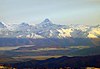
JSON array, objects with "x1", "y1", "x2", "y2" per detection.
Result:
[{"x1": 0, "y1": 45, "x2": 99, "y2": 63}]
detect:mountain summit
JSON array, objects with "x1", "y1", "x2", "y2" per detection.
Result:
[
  {"x1": 42, "y1": 18, "x2": 53, "y2": 24},
  {"x1": 39, "y1": 19, "x2": 53, "y2": 27}
]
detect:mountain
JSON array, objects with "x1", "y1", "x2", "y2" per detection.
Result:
[
  {"x1": 16, "y1": 22, "x2": 31, "y2": 31},
  {"x1": 0, "y1": 19, "x2": 100, "y2": 39},
  {"x1": 34, "y1": 19, "x2": 68, "y2": 38},
  {"x1": 0, "y1": 19, "x2": 99, "y2": 46},
  {"x1": 37, "y1": 18, "x2": 53, "y2": 27}
]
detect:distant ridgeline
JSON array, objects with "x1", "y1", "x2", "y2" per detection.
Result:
[{"x1": 1, "y1": 55, "x2": 100, "y2": 69}]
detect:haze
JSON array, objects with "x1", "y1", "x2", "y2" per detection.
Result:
[{"x1": 0, "y1": 0, "x2": 100, "y2": 25}]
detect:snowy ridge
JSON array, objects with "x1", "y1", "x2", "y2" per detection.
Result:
[{"x1": 0, "y1": 19, "x2": 100, "y2": 38}]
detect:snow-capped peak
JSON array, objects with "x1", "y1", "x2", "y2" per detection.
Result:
[
  {"x1": 41, "y1": 18, "x2": 53, "y2": 24},
  {"x1": 0, "y1": 22, "x2": 6, "y2": 28}
]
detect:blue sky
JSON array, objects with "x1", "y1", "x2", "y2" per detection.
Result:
[{"x1": 0, "y1": 0, "x2": 100, "y2": 25}]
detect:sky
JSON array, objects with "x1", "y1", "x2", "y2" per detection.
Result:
[{"x1": 0, "y1": 0, "x2": 100, "y2": 25}]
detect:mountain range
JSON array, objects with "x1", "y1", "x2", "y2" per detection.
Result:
[
  {"x1": 0, "y1": 19, "x2": 100, "y2": 38},
  {"x1": 0, "y1": 19, "x2": 100, "y2": 69}
]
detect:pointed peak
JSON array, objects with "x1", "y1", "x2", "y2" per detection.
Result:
[
  {"x1": 41, "y1": 18, "x2": 53, "y2": 24},
  {"x1": 44, "y1": 18, "x2": 50, "y2": 22}
]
